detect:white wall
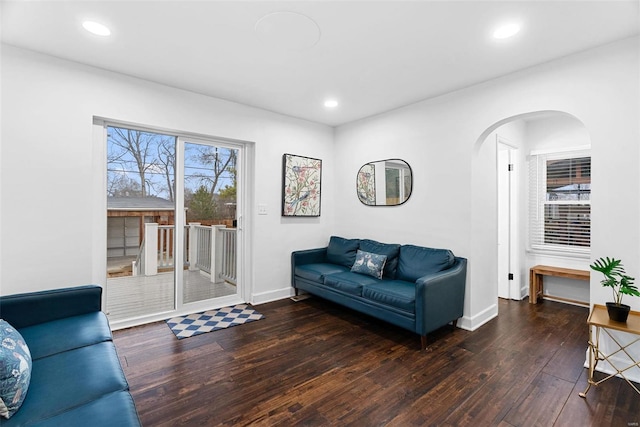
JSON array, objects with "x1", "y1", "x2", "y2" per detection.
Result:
[
  {"x1": 334, "y1": 37, "x2": 640, "y2": 332},
  {"x1": 0, "y1": 45, "x2": 335, "y2": 301}
]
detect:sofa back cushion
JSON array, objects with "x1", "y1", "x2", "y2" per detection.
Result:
[
  {"x1": 326, "y1": 236, "x2": 360, "y2": 268},
  {"x1": 396, "y1": 245, "x2": 455, "y2": 282},
  {"x1": 359, "y1": 239, "x2": 401, "y2": 278}
]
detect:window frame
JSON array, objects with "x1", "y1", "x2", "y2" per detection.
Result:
[{"x1": 528, "y1": 147, "x2": 591, "y2": 258}]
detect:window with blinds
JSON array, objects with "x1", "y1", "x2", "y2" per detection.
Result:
[{"x1": 529, "y1": 149, "x2": 591, "y2": 255}]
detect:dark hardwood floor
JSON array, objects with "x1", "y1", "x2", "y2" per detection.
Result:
[{"x1": 113, "y1": 297, "x2": 639, "y2": 426}]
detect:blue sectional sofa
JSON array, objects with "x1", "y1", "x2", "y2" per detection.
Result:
[
  {"x1": 0, "y1": 285, "x2": 141, "y2": 426},
  {"x1": 292, "y1": 236, "x2": 467, "y2": 350}
]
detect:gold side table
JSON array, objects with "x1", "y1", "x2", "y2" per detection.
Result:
[{"x1": 579, "y1": 304, "x2": 640, "y2": 397}]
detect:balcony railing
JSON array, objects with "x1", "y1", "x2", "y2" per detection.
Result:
[
  {"x1": 193, "y1": 225, "x2": 212, "y2": 273},
  {"x1": 219, "y1": 228, "x2": 236, "y2": 284},
  {"x1": 132, "y1": 239, "x2": 145, "y2": 277},
  {"x1": 158, "y1": 225, "x2": 174, "y2": 269},
  {"x1": 132, "y1": 223, "x2": 237, "y2": 285}
]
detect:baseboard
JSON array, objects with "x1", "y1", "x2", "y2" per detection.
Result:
[
  {"x1": 458, "y1": 303, "x2": 498, "y2": 331},
  {"x1": 583, "y1": 345, "x2": 640, "y2": 384},
  {"x1": 252, "y1": 289, "x2": 500, "y2": 334},
  {"x1": 250, "y1": 287, "x2": 294, "y2": 305},
  {"x1": 520, "y1": 286, "x2": 529, "y2": 300}
]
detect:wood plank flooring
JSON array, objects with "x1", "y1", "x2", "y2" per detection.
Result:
[{"x1": 112, "y1": 297, "x2": 640, "y2": 426}]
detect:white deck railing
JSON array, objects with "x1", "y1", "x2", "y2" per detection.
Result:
[
  {"x1": 157, "y1": 225, "x2": 174, "y2": 268},
  {"x1": 193, "y1": 225, "x2": 212, "y2": 273},
  {"x1": 133, "y1": 223, "x2": 236, "y2": 285},
  {"x1": 219, "y1": 228, "x2": 237, "y2": 285},
  {"x1": 132, "y1": 239, "x2": 145, "y2": 276}
]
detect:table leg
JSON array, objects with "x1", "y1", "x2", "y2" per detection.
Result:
[
  {"x1": 579, "y1": 325, "x2": 598, "y2": 398},
  {"x1": 529, "y1": 270, "x2": 537, "y2": 303},
  {"x1": 537, "y1": 274, "x2": 543, "y2": 302}
]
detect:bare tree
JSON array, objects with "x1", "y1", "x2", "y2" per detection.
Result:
[
  {"x1": 107, "y1": 127, "x2": 175, "y2": 199},
  {"x1": 187, "y1": 146, "x2": 236, "y2": 198},
  {"x1": 107, "y1": 128, "x2": 235, "y2": 217},
  {"x1": 157, "y1": 138, "x2": 175, "y2": 202}
]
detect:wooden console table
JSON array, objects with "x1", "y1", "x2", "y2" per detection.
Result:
[
  {"x1": 529, "y1": 265, "x2": 589, "y2": 307},
  {"x1": 579, "y1": 304, "x2": 640, "y2": 397}
]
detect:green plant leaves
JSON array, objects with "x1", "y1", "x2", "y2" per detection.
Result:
[{"x1": 590, "y1": 256, "x2": 637, "y2": 305}]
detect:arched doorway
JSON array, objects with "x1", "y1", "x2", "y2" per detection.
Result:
[{"x1": 474, "y1": 111, "x2": 591, "y2": 311}]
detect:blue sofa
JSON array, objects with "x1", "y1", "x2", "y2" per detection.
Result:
[
  {"x1": 0, "y1": 285, "x2": 141, "y2": 426},
  {"x1": 292, "y1": 236, "x2": 467, "y2": 350}
]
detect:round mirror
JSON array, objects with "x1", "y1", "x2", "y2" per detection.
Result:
[{"x1": 357, "y1": 159, "x2": 412, "y2": 206}]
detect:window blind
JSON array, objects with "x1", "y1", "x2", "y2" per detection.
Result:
[{"x1": 528, "y1": 149, "x2": 591, "y2": 255}]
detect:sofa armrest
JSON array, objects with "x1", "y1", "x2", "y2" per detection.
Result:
[
  {"x1": 291, "y1": 247, "x2": 328, "y2": 285},
  {"x1": 414, "y1": 257, "x2": 467, "y2": 335},
  {"x1": 0, "y1": 285, "x2": 103, "y2": 329}
]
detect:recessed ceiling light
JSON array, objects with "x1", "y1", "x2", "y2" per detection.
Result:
[
  {"x1": 324, "y1": 99, "x2": 339, "y2": 108},
  {"x1": 493, "y1": 23, "x2": 520, "y2": 39},
  {"x1": 82, "y1": 21, "x2": 111, "y2": 37}
]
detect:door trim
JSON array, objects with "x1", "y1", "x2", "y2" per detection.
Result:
[{"x1": 497, "y1": 136, "x2": 521, "y2": 300}]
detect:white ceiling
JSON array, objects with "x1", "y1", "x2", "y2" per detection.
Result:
[{"x1": 2, "y1": 1, "x2": 638, "y2": 127}]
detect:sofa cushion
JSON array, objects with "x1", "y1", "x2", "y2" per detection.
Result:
[
  {"x1": 396, "y1": 245, "x2": 455, "y2": 282},
  {"x1": 0, "y1": 320, "x2": 31, "y2": 419},
  {"x1": 324, "y1": 272, "x2": 379, "y2": 296},
  {"x1": 326, "y1": 236, "x2": 360, "y2": 268},
  {"x1": 6, "y1": 341, "x2": 129, "y2": 426},
  {"x1": 350, "y1": 250, "x2": 387, "y2": 280},
  {"x1": 295, "y1": 263, "x2": 349, "y2": 282},
  {"x1": 19, "y1": 312, "x2": 113, "y2": 360},
  {"x1": 362, "y1": 280, "x2": 416, "y2": 313},
  {"x1": 27, "y1": 390, "x2": 141, "y2": 427},
  {"x1": 359, "y1": 239, "x2": 401, "y2": 278},
  {"x1": 0, "y1": 285, "x2": 102, "y2": 329}
]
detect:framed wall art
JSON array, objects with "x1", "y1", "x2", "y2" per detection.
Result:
[{"x1": 282, "y1": 153, "x2": 322, "y2": 217}]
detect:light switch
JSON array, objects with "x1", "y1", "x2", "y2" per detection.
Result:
[{"x1": 258, "y1": 204, "x2": 268, "y2": 215}]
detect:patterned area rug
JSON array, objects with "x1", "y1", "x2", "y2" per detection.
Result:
[{"x1": 166, "y1": 304, "x2": 265, "y2": 339}]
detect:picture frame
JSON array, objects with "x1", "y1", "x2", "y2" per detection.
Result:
[{"x1": 282, "y1": 153, "x2": 322, "y2": 217}]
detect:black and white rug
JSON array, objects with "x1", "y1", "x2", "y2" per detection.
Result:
[{"x1": 166, "y1": 304, "x2": 265, "y2": 339}]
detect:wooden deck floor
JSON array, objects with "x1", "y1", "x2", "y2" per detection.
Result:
[
  {"x1": 113, "y1": 297, "x2": 639, "y2": 426},
  {"x1": 106, "y1": 270, "x2": 236, "y2": 322}
]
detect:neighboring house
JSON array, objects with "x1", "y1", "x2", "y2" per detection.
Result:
[{"x1": 107, "y1": 196, "x2": 174, "y2": 258}]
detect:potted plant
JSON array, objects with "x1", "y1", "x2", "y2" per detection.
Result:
[{"x1": 590, "y1": 257, "x2": 640, "y2": 322}]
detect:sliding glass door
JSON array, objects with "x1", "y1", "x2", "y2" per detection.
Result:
[
  {"x1": 182, "y1": 139, "x2": 238, "y2": 304},
  {"x1": 104, "y1": 125, "x2": 242, "y2": 325},
  {"x1": 105, "y1": 126, "x2": 177, "y2": 321}
]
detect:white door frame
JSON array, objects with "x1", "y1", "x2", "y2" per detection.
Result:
[
  {"x1": 176, "y1": 135, "x2": 249, "y2": 311},
  {"x1": 497, "y1": 136, "x2": 521, "y2": 300}
]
